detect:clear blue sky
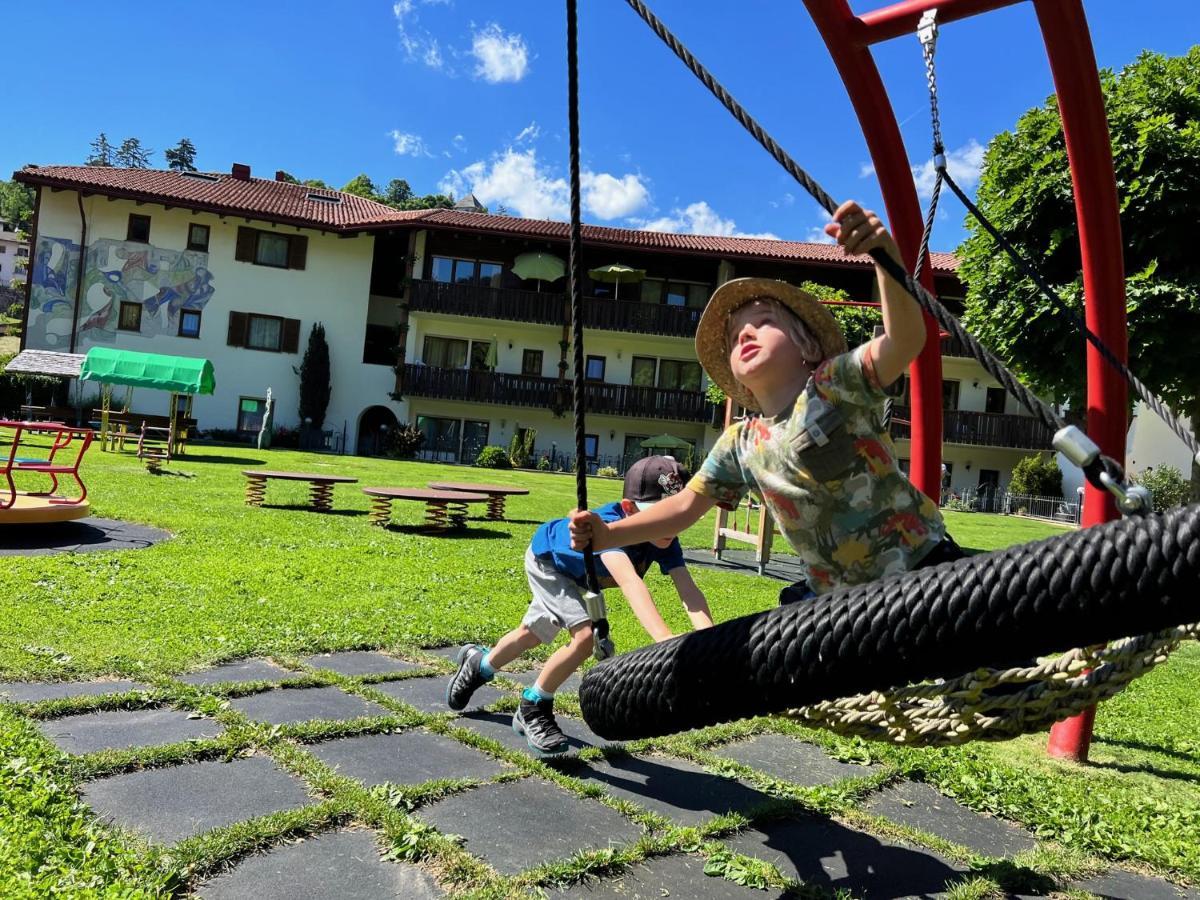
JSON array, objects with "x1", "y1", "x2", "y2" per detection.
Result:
[{"x1": 5, "y1": 1, "x2": 1196, "y2": 252}]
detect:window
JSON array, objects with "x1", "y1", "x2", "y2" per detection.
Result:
[
  {"x1": 235, "y1": 226, "x2": 307, "y2": 270},
  {"x1": 585, "y1": 355, "x2": 606, "y2": 381},
  {"x1": 237, "y1": 397, "x2": 266, "y2": 434},
  {"x1": 584, "y1": 434, "x2": 599, "y2": 460},
  {"x1": 985, "y1": 387, "x2": 1006, "y2": 415},
  {"x1": 118, "y1": 301, "x2": 142, "y2": 332},
  {"x1": 641, "y1": 279, "x2": 709, "y2": 308},
  {"x1": 623, "y1": 434, "x2": 649, "y2": 468},
  {"x1": 422, "y1": 336, "x2": 468, "y2": 368},
  {"x1": 430, "y1": 256, "x2": 503, "y2": 286},
  {"x1": 522, "y1": 349, "x2": 544, "y2": 376},
  {"x1": 657, "y1": 359, "x2": 702, "y2": 391},
  {"x1": 227, "y1": 311, "x2": 300, "y2": 352},
  {"x1": 363, "y1": 324, "x2": 396, "y2": 365},
  {"x1": 631, "y1": 356, "x2": 656, "y2": 387},
  {"x1": 247, "y1": 315, "x2": 283, "y2": 351},
  {"x1": 942, "y1": 379, "x2": 960, "y2": 410},
  {"x1": 127, "y1": 214, "x2": 151, "y2": 243},
  {"x1": 255, "y1": 232, "x2": 290, "y2": 268},
  {"x1": 478, "y1": 262, "x2": 503, "y2": 288},
  {"x1": 187, "y1": 223, "x2": 210, "y2": 252},
  {"x1": 470, "y1": 340, "x2": 492, "y2": 371},
  {"x1": 178, "y1": 309, "x2": 202, "y2": 338},
  {"x1": 416, "y1": 415, "x2": 462, "y2": 462},
  {"x1": 462, "y1": 421, "x2": 491, "y2": 462},
  {"x1": 16, "y1": 247, "x2": 28, "y2": 258},
  {"x1": 898, "y1": 458, "x2": 911, "y2": 476},
  {"x1": 0, "y1": 246, "x2": 6, "y2": 254}
]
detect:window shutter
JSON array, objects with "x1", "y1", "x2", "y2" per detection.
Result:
[
  {"x1": 281, "y1": 318, "x2": 301, "y2": 353},
  {"x1": 227, "y1": 311, "x2": 248, "y2": 347},
  {"x1": 235, "y1": 227, "x2": 256, "y2": 262},
  {"x1": 287, "y1": 234, "x2": 308, "y2": 270}
]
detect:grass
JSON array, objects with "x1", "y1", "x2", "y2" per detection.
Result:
[{"x1": 1, "y1": 443, "x2": 1197, "y2": 896}]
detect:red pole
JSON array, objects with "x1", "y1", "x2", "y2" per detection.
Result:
[
  {"x1": 804, "y1": 0, "x2": 943, "y2": 503},
  {"x1": 856, "y1": 0, "x2": 1026, "y2": 46},
  {"x1": 1034, "y1": 0, "x2": 1127, "y2": 763}
]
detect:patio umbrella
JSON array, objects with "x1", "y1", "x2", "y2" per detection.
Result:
[
  {"x1": 483, "y1": 336, "x2": 499, "y2": 370},
  {"x1": 588, "y1": 263, "x2": 646, "y2": 300},
  {"x1": 640, "y1": 433, "x2": 693, "y2": 451},
  {"x1": 512, "y1": 252, "x2": 565, "y2": 291}
]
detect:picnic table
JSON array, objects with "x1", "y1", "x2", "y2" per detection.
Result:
[
  {"x1": 426, "y1": 481, "x2": 531, "y2": 521},
  {"x1": 362, "y1": 487, "x2": 490, "y2": 531},
  {"x1": 242, "y1": 470, "x2": 359, "y2": 512}
]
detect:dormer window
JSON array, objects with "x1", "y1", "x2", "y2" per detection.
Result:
[
  {"x1": 306, "y1": 193, "x2": 341, "y2": 204},
  {"x1": 180, "y1": 171, "x2": 220, "y2": 183}
]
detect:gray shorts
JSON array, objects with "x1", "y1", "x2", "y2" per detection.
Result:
[{"x1": 522, "y1": 546, "x2": 591, "y2": 643}]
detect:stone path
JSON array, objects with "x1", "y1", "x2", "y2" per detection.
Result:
[{"x1": 3, "y1": 650, "x2": 1197, "y2": 899}]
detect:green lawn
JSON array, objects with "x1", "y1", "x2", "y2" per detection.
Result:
[{"x1": 1, "y1": 444, "x2": 1196, "y2": 895}]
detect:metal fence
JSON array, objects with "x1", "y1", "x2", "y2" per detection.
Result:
[{"x1": 946, "y1": 487, "x2": 1081, "y2": 525}]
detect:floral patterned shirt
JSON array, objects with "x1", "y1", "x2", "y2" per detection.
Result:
[{"x1": 688, "y1": 344, "x2": 945, "y2": 595}]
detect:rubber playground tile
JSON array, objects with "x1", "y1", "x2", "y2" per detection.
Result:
[
  {"x1": 229, "y1": 686, "x2": 389, "y2": 726},
  {"x1": 865, "y1": 780, "x2": 1036, "y2": 857},
  {"x1": 38, "y1": 707, "x2": 222, "y2": 755},
  {"x1": 372, "y1": 676, "x2": 508, "y2": 715},
  {"x1": 556, "y1": 853, "x2": 785, "y2": 898},
  {"x1": 420, "y1": 646, "x2": 467, "y2": 665},
  {"x1": 197, "y1": 828, "x2": 444, "y2": 899},
  {"x1": 300, "y1": 651, "x2": 420, "y2": 677},
  {"x1": 1071, "y1": 868, "x2": 1200, "y2": 900},
  {"x1": 307, "y1": 729, "x2": 509, "y2": 788},
  {"x1": 0, "y1": 679, "x2": 149, "y2": 703},
  {"x1": 575, "y1": 754, "x2": 774, "y2": 826},
  {"x1": 455, "y1": 709, "x2": 604, "y2": 757},
  {"x1": 712, "y1": 733, "x2": 880, "y2": 786},
  {"x1": 178, "y1": 658, "x2": 291, "y2": 687},
  {"x1": 509, "y1": 667, "x2": 584, "y2": 695},
  {"x1": 82, "y1": 756, "x2": 313, "y2": 846},
  {"x1": 724, "y1": 815, "x2": 972, "y2": 898},
  {"x1": 415, "y1": 778, "x2": 641, "y2": 876}
]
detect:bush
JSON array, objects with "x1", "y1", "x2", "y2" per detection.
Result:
[
  {"x1": 474, "y1": 445, "x2": 512, "y2": 469},
  {"x1": 384, "y1": 424, "x2": 425, "y2": 459},
  {"x1": 1133, "y1": 465, "x2": 1190, "y2": 512},
  {"x1": 1008, "y1": 452, "x2": 1063, "y2": 498},
  {"x1": 271, "y1": 425, "x2": 300, "y2": 449},
  {"x1": 944, "y1": 495, "x2": 973, "y2": 512},
  {"x1": 596, "y1": 465, "x2": 619, "y2": 478},
  {"x1": 507, "y1": 428, "x2": 536, "y2": 468},
  {"x1": 536, "y1": 455, "x2": 551, "y2": 471},
  {"x1": 201, "y1": 428, "x2": 251, "y2": 445}
]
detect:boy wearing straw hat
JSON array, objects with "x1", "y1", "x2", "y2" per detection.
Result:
[{"x1": 571, "y1": 201, "x2": 962, "y2": 601}]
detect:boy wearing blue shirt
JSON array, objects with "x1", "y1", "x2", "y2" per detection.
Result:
[{"x1": 446, "y1": 456, "x2": 713, "y2": 755}]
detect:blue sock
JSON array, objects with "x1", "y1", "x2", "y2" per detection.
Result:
[
  {"x1": 523, "y1": 684, "x2": 554, "y2": 703},
  {"x1": 479, "y1": 649, "x2": 495, "y2": 679}
]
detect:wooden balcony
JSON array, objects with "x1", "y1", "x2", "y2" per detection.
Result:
[
  {"x1": 407, "y1": 280, "x2": 702, "y2": 338},
  {"x1": 888, "y1": 405, "x2": 1055, "y2": 451},
  {"x1": 400, "y1": 364, "x2": 711, "y2": 423}
]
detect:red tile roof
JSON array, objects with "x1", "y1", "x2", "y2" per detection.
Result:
[{"x1": 15, "y1": 165, "x2": 959, "y2": 274}]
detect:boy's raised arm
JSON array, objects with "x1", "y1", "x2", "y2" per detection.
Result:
[{"x1": 569, "y1": 488, "x2": 715, "y2": 552}]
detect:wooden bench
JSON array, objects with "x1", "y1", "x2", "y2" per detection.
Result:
[
  {"x1": 242, "y1": 470, "x2": 359, "y2": 512},
  {"x1": 426, "y1": 481, "x2": 531, "y2": 521},
  {"x1": 362, "y1": 487, "x2": 490, "y2": 531}
]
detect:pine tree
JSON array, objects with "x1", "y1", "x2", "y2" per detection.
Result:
[
  {"x1": 115, "y1": 138, "x2": 153, "y2": 168},
  {"x1": 296, "y1": 323, "x2": 332, "y2": 430},
  {"x1": 164, "y1": 138, "x2": 198, "y2": 171},
  {"x1": 86, "y1": 132, "x2": 115, "y2": 167}
]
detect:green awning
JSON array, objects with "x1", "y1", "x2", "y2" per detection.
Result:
[{"x1": 80, "y1": 347, "x2": 216, "y2": 395}]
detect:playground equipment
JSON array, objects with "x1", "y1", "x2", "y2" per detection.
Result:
[{"x1": 0, "y1": 420, "x2": 94, "y2": 524}]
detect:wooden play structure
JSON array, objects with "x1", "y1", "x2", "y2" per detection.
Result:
[{"x1": 0, "y1": 420, "x2": 94, "y2": 524}]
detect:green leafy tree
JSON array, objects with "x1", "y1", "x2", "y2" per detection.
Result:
[
  {"x1": 0, "y1": 180, "x2": 34, "y2": 230},
  {"x1": 958, "y1": 47, "x2": 1200, "y2": 493},
  {"x1": 799, "y1": 280, "x2": 881, "y2": 348},
  {"x1": 295, "y1": 323, "x2": 331, "y2": 430},
  {"x1": 383, "y1": 178, "x2": 413, "y2": 206},
  {"x1": 115, "y1": 137, "x2": 153, "y2": 168},
  {"x1": 303, "y1": 178, "x2": 330, "y2": 189},
  {"x1": 163, "y1": 138, "x2": 198, "y2": 171},
  {"x1": 341, "y1": 174, "x2": 379, "y2": 201},
  {"x1": 402, "y1": 192, "x2": 455, "y2": 210},
  {"x1": 274, "y1": 171, "x2": 300, "y2": 184},
  {"x1": 86, "y1": 132, "x2": 115, "y2": 166},
  {"x1": 1007, "y1": 452, "x2": 1063, "y2": 497},
  {"x1": 1132, "y1": 465, "x2": 1190, "y2": 512}
]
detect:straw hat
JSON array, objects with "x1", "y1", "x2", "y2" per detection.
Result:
[{"x1": 696, "y1": 277, "x2": 847, "y2": 412}]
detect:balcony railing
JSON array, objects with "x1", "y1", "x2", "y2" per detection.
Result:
[
  {"x1": 888, "y1": 405, "x2": 1055, "y2": 451},
  {"x1": 940, "y1": 333, "x2": 975, "y2": 358},
  {"x1": 407, "y1": 280, "x2": 702, "y2": 337},
  {"x1": 400, "y1": 364, "x2": 711, "y2": 422}
]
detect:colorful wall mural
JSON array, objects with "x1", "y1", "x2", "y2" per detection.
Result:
[{"x1": 27, "y1": 236, "x2": 215, "y2": 351}]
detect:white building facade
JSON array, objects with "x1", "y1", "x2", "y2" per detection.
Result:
[{"x1": 0, "y1": 221, "x2": 28, "y2": 288}]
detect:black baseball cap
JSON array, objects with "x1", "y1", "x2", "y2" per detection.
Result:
[{"x1": 624, "y1": 455, "x2": 688, "y2": 510}]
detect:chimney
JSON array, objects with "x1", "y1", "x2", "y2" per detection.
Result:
[
  {"x1": 275, "y1": 170, "x2": 289, "y2": 182},
  {"x1": 231, "y1": 163, "x2": 251, "y2": 181}
]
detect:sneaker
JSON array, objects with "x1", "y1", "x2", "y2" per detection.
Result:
[
  {"x1": 446, "y1": 644, "x2": 492, "y2": 711},
  {"x1": 512, "y1": 697, "x2": 569, "y2": 755}
]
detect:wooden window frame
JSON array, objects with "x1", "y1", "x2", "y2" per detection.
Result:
[
  {"x1": 117, "y1": 301, "x2": 142, "y2": 332},
  {"x1": 521, "y1": 349, "x2": 544, "y2": 376},
  {"x1": 236, "y1": 396, "x2": 266, "y2": 434},
  {"x1": 584, "y1": 433, "x2": 600, "y2": 460},
  {"x1": 227, "y1": 310, "x2": 301, "y2": 353},
  {"x1": 246, "y1": 313, "x2": 285, "y2": 351},
  {"x1": 187, "y1": 223, "x2": 210, "y2": 252},
  {"x1": 178, "y1": 309, "x2": 202, "y2": 339},
  {"x1": 127, "y1": 214, "x2": 151, "y2": 243},
  {"x1": 585, "y1": 355, "x2": 606, "y2": 382},
  {"x1": 235, "y1": 226, "x2": 307, "y2": 270}
]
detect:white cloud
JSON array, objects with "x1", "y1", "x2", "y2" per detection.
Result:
[
  {"x1": 392, "y1": 0, "x2": 448, "y2": 71},
  {"x1": 440, "y1": 147, "x2": 649, "y2": 221},
  {"x1": 859, "y1": 162, "x2": 876, "y2": 179},
  {"x1": 769, "y1": 192, "x2": 795, "y2": 209},
  {"x1": 804, "y1": 205, "x2": 837, "y2": 244},
  {"x1": 390, "y1": 130, "x2": 432, "y2": 158},
  {"x1": 471, "y1": 24, "x2": 529, "y2": 83},
  {"x1": 637, "y1": 201, "x2": 778, "y2": 240},
  {"x1": 514, "y1": 121, "x2": 540, "y2": 143},
  {"x1": 911, "y1": 139, "x2": 984, "y2": 200}
]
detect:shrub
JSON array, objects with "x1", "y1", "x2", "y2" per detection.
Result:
[
  {"x1": 704, "y1": 382, "x2": 727, "y2": 406},
  {"x1": 201, "y1": 428, "x2": 251, "y2": 444},
  {"x1": 271, "y1": 425, "x2": 300, "y2": 449},
  {"x1": 596, "y1": 465, "x2": 619, "y2": 478},
  {"x1": 944, "y1": 495, "x2": 973, "y2": 512},
  {"x1": 1133, "y1": 465, "x2": 1190, "y2": 512},
  {"x1": 536, "y1": 455, "x2": 551, "y2": 471},
  {"x1": 384, "y1": 424, "x2": 425, "y2": 459},
  {"x1": 1008, "y1": 452, "x2": 1063, "y2": 498},
  {"x1": 474, "y1": 445, "x2": 512, "y2": 469},
  {"x1": 507, "y1": 428, "x2": 536, "y2": 468}
]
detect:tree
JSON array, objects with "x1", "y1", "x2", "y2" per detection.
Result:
[
  {"x1": 295, "y1": 323, "x2": 331, "y2": 430},
  {"x1": 164, "y1": 138, "x2": 198, "y2": 171},
  {"x1": 115, "y1": 137, "x2": 153, "y2": 168},
  {"x1": 799, "y1": 280, "x2": 881, "y2": 348},
  {"x1": 86, "y1": 132, "x2": 115, "y2": 167},
  {"x1": 401, "y1": 192, "x2": 454, "y2": 210},
  {"x1": 302, "y1": 178, "x2": 330, "y2": 189},
  {"x1": 958, "y1": 47, "x2": 1200, "y2": 493},
  {"x1": 1007, "y1": 452, "x2": 1063, "y2": 498},
  {"x1": 382, "y1": 178, "x2": 413, "y2": 206},
  {"x1": 1132, "y1": 465, "x2": 1190, "y2": 512},
  {"x1": 0, "y1": 180, "x2": 34, "y2": 230},
  {"x1": 340, "y1": 174, "x2": 379, "y2": 201},
  {"x1": 274, "y1": 170, "x2": 300, "y2": 184}
]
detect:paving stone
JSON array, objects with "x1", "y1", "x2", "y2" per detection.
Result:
[
  {"x1": 576, "y1": 754, "x2": 773, "y2": 826},
  {"x1": 230, "y1": 686, "x2": 389, "y2": 726},
  {"x1": 307, "y1": 729, "x2": 509, "y2": 787},
  {"x1": 455, "y1": 709, "x2": 604, "y2": 757},
  {"x1": 301, "y1": 651, "x2": 420, "y2": 677},
  {"x1": 712, "y1": 733, "x2": 879, "y2": 786},
  {"x1": 373, "y1": 676, "x2": 508, "y2": 714},
  {"x1": 416, "y1": 778, "x2": 641, "y2": 875},
  {"x1": 865, "y1": 781, "x2": 1036, "y2": 857},
  {"x1": 0, "y1": 679, "x2": 149, "y2": 703},
  {"x1": 38, "y1": 708, "x2": 222, "y2": 755},
  {"x1": 556, "y1": 852, "x2": 781, "y2": 898},
  {"x1": 198, "y1": 828, "x2": 443, "y2": 899},
  {"x1": 421, "y1": 646, "x2": 465, "y2": 665},
  {"x1": 725, "y1": 816, "x2": 971, "y2": 898},
  {"x1": 178, "y1": 659, "x2": 291, "y2": 687},
  {"x1": 1072, "y1": 868, "x2": 1200, "y2": 900},
  {"x1": 82, "y1": 756, "x2": 312, "y2": 846}
]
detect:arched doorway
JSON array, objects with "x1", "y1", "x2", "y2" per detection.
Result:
[{"x1": 357, "y1": 405, "x2": 399, "y2": 457}]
